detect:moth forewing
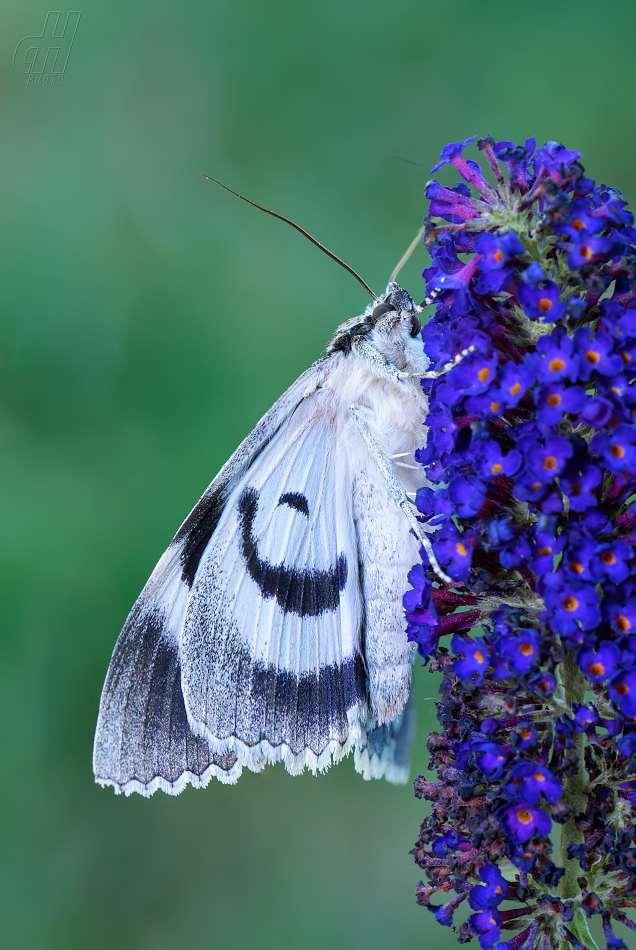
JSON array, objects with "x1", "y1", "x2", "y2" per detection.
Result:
[{"x1": 179, "y1": 387, "x2": 368, "y2": 775}]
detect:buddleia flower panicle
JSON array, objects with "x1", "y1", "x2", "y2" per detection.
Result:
[{"x1": 406, "y1": 135, "x2": 636, "y2": 950}]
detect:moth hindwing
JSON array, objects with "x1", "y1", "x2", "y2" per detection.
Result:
[{"x1": 94, "y1": 281, "x2": 438, "y2": 796}]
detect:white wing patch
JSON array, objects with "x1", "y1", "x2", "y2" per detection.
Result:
[
  {"x1": 197, "y1": 394, "x2": 356, "y2": 672},
  {"x1": 180, "y1": 387, "x2": 367, "y2": 775}
]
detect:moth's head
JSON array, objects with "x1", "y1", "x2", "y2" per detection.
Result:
[
  {"x1": 366, "y1": 282, "x2": 421, "y2": 336},
  {"x1": 327, "y1": 282, "x2": 425, "y2": 370}
]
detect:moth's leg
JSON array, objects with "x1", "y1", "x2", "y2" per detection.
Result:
[
  {"x1": 350, "y1": 405, "x2": 452, "y2": 586},
  {"x1": 414, "y1": 344, "x2": 477, "y2": 379},
  {"x1": 351, "y1": 337, "x2": 475, "y2": 382}
]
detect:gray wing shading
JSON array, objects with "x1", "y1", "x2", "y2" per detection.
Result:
[
  {"x1": 93, "y1": 358, "x2": 338, "y2": 795},
  {"x1": 93, "y1": 592, "x2": 241, "y2": 796},
  {"x1": 353, "y1": 683, "x2": 416, "y2": 785}
]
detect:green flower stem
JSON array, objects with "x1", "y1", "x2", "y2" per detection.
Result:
[
  {"x1": 569, "y1": 909, "x2": 600, "y2": 950},
  {"x1": 559, "y1": 652, "x2": 587, "y2": 903},
  {"x1": 557, "y1": 654, "x2": 601, "y2": 949}
]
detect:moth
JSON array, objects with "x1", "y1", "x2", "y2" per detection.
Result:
[{"x1": 93, "y1": 186, "x2": 464, "y2": 797}]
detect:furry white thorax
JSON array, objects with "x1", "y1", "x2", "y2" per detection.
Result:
[{"x1": 325, "y1": 318, "x2": 431, "y2": 494}]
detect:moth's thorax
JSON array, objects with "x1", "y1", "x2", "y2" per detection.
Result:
[
  {"x1": 327, "y1": 281, "x2": 425, "y2": 365},
  {"x1": 319, "y1": 357, "x2": 428, "y2": 501}
]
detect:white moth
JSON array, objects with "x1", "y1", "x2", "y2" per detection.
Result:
[{"x1": 93, "y1": 195, "x2": 466, "y2": 797}]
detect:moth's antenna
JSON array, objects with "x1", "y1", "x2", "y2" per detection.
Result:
[
  {"x1": 419, "y1": 276, "x2": 447, "y2": 310},
  {"x1": 399, "y1": 343, "x2": 477, "y2": 379},
  {"x1": 201, "y1": 175, "x2": 377, "y2": 299},
  {"x1": 389, "y1": 225, "x2": 425, "y2": 284}
]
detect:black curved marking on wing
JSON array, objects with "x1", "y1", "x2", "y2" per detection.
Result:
[
  {"x1": 237, "y1": 487, "x2": 347, "y2": 616},
  {"x1": 176, "y1": 436, "x2": 277, "y2": 587},
  {"x1": 278, "y1": 492, "x2": 309, "y2": 517},
  {"x1": 177, "y1": 487, "x2": 226, "y2": 587}
]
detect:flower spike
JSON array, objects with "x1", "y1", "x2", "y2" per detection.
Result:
[{"x1": 408, "y1": 135, "x2": 636, "y2": 950}]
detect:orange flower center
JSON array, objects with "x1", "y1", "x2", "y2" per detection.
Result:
[
  {"x1": 563, "y1": 596, "x2": 578, "y2": 612},
  {"x1": 615, "y1": 682, "x2": 629, "y2": 696},
  {"x1": 519, "y1": 727, "x2": 532, "y2": 739},
  {"x1": 539, "y1": 298, "x2": 553, "y2": 312},
  {"x1": 589, "y1": 663, "x2": 604, "y2": 677},
  {"x1": 533, "y1": 771, "x2": 545, "y2": 781},
  {"x1": 585, "y1": 350, "x2": 599, "y2": 364},
  {"x1": 570, "y1": 483, "x2": 581, "y2": 495},
  {"x1": 517, "y1": 808, "x2": 533, "y2": 824},
  {"x1": 602, "y1": 551, "x2": 616, "y2": 565},
  {"x1": 491, "y1": 401, "x2": 500, "y2": 412},
  {"x1": 494, "y1": 249, "x2": 503, "y2": 262},
  {"x1": 568, "y1": 560, "x2": 584, "y2": 574},
  {"x1": 621, "y1": 352, "x2": 631, "y2": 364},
  {"x1": 475, "y1": 650, "x2": 484, "y2": 664},
  {"x1": 492, "y1": 463, "x2": 502, "y2": 475},
  {"x1": 511, "y1": 383, "x2": 521, "y2": 396},
  {"x1": 549, "y1": 358, "x2": 565, "y2": 373},
  {"x1": 580, "y1": 245, "x2": 592, "y2": 259},
  {"x1": 520, "y1": 642, "x2": 534, "y2": 656},
  {"x1": 544, "y1": 456, "x2": 558, "y2": 470},
  {"x1": 457, "y1": 543, "x2": 467, "y2": 556},
  {"x1": 572, "y1": 218, "x2": 585, "y2": 230},
  {"x1": 616, "y1": 616, "x2": 630, "y2": 632},
  {"x1": 479, "y1": 367, "x2": 490, "y2": 382},
  {"x1": 611, "y1": 444, "x2": 625, "y2": 458},
  {"x1": 547, "y1": 394, "x2": 561, "y2": 407},
  {"x1": 538, "y1": 547, "x2": 551, "y2": 556}
]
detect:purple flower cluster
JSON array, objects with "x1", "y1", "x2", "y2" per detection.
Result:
[{"x1": 408, "y1": 137, "x2": 636, "y2": 950}]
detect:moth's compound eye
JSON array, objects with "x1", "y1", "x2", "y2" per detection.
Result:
[
  {"x1": 409, "y1": 314, "x2": 422, "y2": 338},
  {"x1": 371, "y1": 301, "x2": 397, "y2": 320}
]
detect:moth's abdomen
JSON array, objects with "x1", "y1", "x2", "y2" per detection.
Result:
[{"x1": 351, "y1": 448, "x2": 418, "y2": 725}]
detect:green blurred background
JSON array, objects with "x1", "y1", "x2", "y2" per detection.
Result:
[{"x1": 3, "y1": 1, "x2": 636, "y2": 947}]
